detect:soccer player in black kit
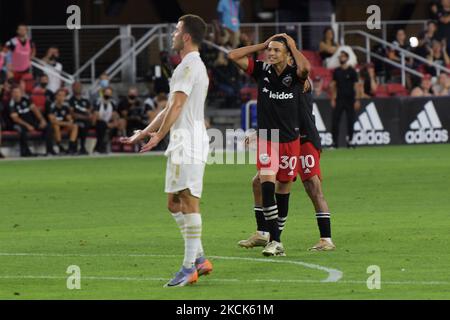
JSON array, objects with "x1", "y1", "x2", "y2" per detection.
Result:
[
  {"x1": 229, "y1": 33, "x2": 311, "y2": 256},
  {"x1": 239, "y1": 77, "x2": 336, "y2": 252}
]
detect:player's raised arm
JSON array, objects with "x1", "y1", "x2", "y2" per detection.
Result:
[
  {"x1": 279, "y1": 33, "x2": 311, "y2": 80},
  {"x1": 139, "y1": 91, "x2": 187, "y2": 153}
]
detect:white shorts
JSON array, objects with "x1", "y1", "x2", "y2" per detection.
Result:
[{"x1": 164, "y1": 155, "x2": 206, "y2": 198}]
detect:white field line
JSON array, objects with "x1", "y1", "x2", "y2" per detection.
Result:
[{"x1": 0, "y1": 252, "x2": 342, "y2": 283}]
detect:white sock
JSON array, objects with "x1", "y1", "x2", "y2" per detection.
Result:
[
  {"x1": 183, "y1": 213, "x2": 202, "y2": 269},
  {"x1": 171, "y1": 212, "x2": 185, "y2": 240},
  {"x1": 322, "y1": 237, "x2": 333, "y2": 243},
  {"x1": 257, "y1": 231, "x2": 269, "y2": 237}
]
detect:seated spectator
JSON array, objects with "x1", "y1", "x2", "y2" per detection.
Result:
[
  {"x1": 47, "y1": 89, "x2": 78, "y2": 155},
  {"x1": 31, "y1": 74, "x2": 54, "y2": 114},
  {"x1": 432, "y1": 72, "x2": 450, "y2": 95},
  {"x1": 5, "y1": 24, "x2": 36, "y2": 83},
  {"x1": 319, "y1": 27, "x2": 339, "y2": 62},
  {"x1": 213, "y1": 51, "x2": 241, "y2": 107},
  {"x1": 411, "y1": 74, "x2": 435, "y2": 96},
  {"x1": 320, "y1": 27, "x2": 357, "y2": 69},
  {"x1": 425, "y1": 39, "x2": 450, "y2": 76},
  {"x1": 119, "y1": 87, "x2": 145, "y2": 136},
  {"x1": 146, "y1": 51, "x2": 172, "y2": 95},
  {"x1": 91, "y1": 73, "x2": 111, "y2": 102},
  {"x1": 437, "y1": 0, "x2": 450, "y2": 54},
  {"x1": 0, "y1": 101, "x2": 4, "y2": 158},
  {"x1": 9, "y1": 86, "x2": 54, "y2": 157},
  {"x1": 388, "y1": 29, "x2": 414, "y2": 65},
  {"x1": 312, "y1": 76, "x2": 328, "y2": 99},
  {"x1": 41, "y1": 46, "x2": 63, "y2": 93},
  {"x1": 144, "y1": 92, "x2": 167, "y2": 124},
  {"x1": 93, "y1": 87, "x2": 123, "y2": 154},
  {"x1": 415, "y1": 20, "x2": 439, "y2": 58},
  {"x1": 359, "y1": 63, "x2": 379, "y2": 98},
  {"x1": 68, "y1": 82, "x2": 92, "y2": 155}
]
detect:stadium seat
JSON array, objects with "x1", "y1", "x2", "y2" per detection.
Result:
[
  {"x1": 240, "y1": 86, "x2": 257, "y2": 102},
  {"x1": 22, "y1": 73, "x2": 35, "y2": 94},
  {"x1": 302, "y1": 50, "x2": 322, "y2": 67},
  {"x1": 311, "y1": 67, "x2": 333, "y2": 90},
  {"x1": 386, "y1": 83, "x2": 408, "y2": 96},
  {"x1": 374, "y1": 84, "x2": 389, "y2": 97}
]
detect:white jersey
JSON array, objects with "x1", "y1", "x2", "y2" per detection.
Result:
[{"x1": 165, "y1": 51, "x2": 209, "y2": 163}]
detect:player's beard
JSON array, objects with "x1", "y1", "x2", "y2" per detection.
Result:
[{"x1": 172, "y1": 37, "x2": 184, "y2": 52}]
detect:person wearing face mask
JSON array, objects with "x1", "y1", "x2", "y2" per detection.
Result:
[
  {"x1": 93, "y1": 87, "x2": 123, "y2": 153},
  {"x1": 42, "y1": 46, "x2": 63, "y2": 93},
  {"x1": 119, "y1": 87, "x2": 145, "y2": 136},
  {"x1": 31, "y1": 74, "x2": 55, "y2": 114},
  {"x1": 329, "y1": 51, "x2": 360, "y2": 148}
]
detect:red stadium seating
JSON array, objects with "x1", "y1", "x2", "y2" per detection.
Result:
[
  {"x1": 374, "y1": 84, "x2": 389, "y2": 97},
  {"x1": 311, "y1": 67, "x2": 333, "y2": 90},
  {"x1": 386, "y1": 83, "x2": 408, "y2": 96},
  {"x1": 302, "y1": 50, "x2": 322, "y2": 67},
  {"x1": 240, "y1": 86, "x2": 257, "y2": 102}
]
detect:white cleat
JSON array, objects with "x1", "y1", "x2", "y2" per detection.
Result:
[{"x1": 262, "y1": 241, "x2": 286, "y2": 256}]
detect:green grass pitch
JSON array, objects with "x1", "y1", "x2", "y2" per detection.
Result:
[{"x1": 1, "y1": 144, "x2": 449, "y2": 299}]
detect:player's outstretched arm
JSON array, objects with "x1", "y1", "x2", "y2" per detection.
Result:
[
  {"x1": 140, "y1": 92, "x2": 187, "y2": 153},
  {"x1": 120, "y1": 107, "x2": 168, "y2": 144}
]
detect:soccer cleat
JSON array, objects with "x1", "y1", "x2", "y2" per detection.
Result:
[
  {"x1": 164, "y1": 266, "x2": 198, "y2": 288},
  {"x1": 195, "y1": 257, "x2": 213, "y2": 277},
  {"x1": 308, "y1": 239, "x2": 336, "y2": 251},
  {"x1": 238, "y1": 232, "x2": 269, "y2": 248},
  {"x1": 262, "y1": 241, "x2": 286, "y2": 256}
]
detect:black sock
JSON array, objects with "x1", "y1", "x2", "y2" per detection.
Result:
[
  {"x1": 261, "y1": 182, "x2": 280, "y2": 242},
  {"x1": 254, "y1": 206, "x2": 268, "y2": 232},
  {"x1": 276, "y1": 193, "x2": 290, "y2": 238},
  {"x1": 316, "y1": 212, "x2": 331, "y2": 238}
]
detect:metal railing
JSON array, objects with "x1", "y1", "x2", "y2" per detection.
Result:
[
  {"x1": 31, "y1": 57, "x2": 75, "y2": 86},
  {"x1": 344, "y1": 30, "x2": 450, "y2": 86},
  {"x1": 89, "y1": 26, "x2": 162, "y2": 93},
  {"x1": 73, "y1": 35, "x2": 135, "y2": 83}
]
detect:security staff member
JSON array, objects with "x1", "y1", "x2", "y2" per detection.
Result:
[{"x1": 329, "y1": 50, "x2": 360, "y2": 148}]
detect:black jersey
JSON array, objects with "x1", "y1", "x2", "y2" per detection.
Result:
[
  {"x1": 247, "y1": 58, "x2": 301, "y2": 143},
  {"x1": 298, "y1": 81, "x2": 322, "y2": 151},
  {"x1": 68, "y1": 96, "x2": 91, "y2": 116},
  {"x1": 9, "y1": 97, "x2": 35, "y2": 124},
  {"x1": 47, "y1": 102, "x2": 71, "y2": 122}
]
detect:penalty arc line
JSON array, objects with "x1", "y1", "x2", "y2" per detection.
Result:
[{"x1": 0, "y1": 252, "x2": 343, "y2": 283}]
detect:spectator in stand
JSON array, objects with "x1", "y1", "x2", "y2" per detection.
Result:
[
  {"x1": 437, "y1": 0, "x2": 450, "y2": 54},
  {"x1": 47, "y1": 89, "x2": 78, "y2": 155},
  {"x1": 312, "y1": 76, "x2": 328, "y2": 99},
  {"x1": 425, "y1": 39, "x2": 450, "y2": 76},
  {"x1": 31, "y1": 74, "x2": 54, "y2": 114},
  {"x1": 388, "y1": 29, "x2": 414, "y2": 64},
  {"x1": 93, "y1": 87, "x2": 123, "y2": 154},
  {"x1": 213, "y1": 51, "x2": 241, "y2": 108},
  {"x1": 42, "y1": 46, "x2": 63, "y2": 93},
  {"x1": 319, "y1": 27, "x2": 358, "y2": 69},
  {"x1": 0, "y1": 44, "x2": 7, "y2": 84},
  {"x1": 68, "y1": 82, "x2": 92, "y2": 155},
  {"x1": 9, "y1": 86, "x2": 54, "y2": 157},
  {"x1": 430, "y1": 1, "x2": 440, "y2": 21},
  {"x1": 0, "y1": 100, "x2": 4, "y2": 158},
  {"x1": 118, "y1": 87, "x2": 145, "y2": 136},
  {"x1": 415, "y1": 21, "x2": 439, "y2": 58},
  {"x1": 5, "y1": 24, "x2": 36, "y2": 83},
  {"x1": 144, "y1": 92, "x2": 167, "y2": 124},
  {"x1": 153, "y1": 51, "x2": 172, "y2": 95},
  {"x1": 329, "y1": 50, "x2": 360, "y2": 148},
  {"x1": 358, "y1": 63, "x2": 379, "y2": 98},
  {"x1": 432, "y1": 72, "x2": 450, "y2": 95},
  {"x1": 319, "y1": 27, "x2": 339, "y2": 62},
  {"x1": 217, "y1": 0, "x2": 241, "y2": 48},
  {"x1": 94, "y1": 73, "x2": 111, "y2": 101},
  {"x1": 411, "y1": 74, "x2": 435, "y2": 96}
]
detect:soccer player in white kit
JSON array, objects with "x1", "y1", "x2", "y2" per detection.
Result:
[{"x1": 120, "y1": 14, "x2": 212, "y2": 287}]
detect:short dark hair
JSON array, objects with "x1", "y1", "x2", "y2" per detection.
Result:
[
  {"x1": 270, "y1": 36, "x2": 293, "y2": 56},
  {"x1": 178, "y1": 14, "x2": 207, "y2": 46}
]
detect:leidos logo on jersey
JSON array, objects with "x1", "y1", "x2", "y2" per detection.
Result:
[
  {"x1": 405, "y1": 101, "x2": 448, "y2": 144},
  {"x1": 312, "y1": 103, "x2": 333, "y2": 146},
  {"x1": 352, "y1": 103, "x2": 390, "y2": 145},
  {"x1": 262, "y1": 87, "x2": 293, "y2": 100}
]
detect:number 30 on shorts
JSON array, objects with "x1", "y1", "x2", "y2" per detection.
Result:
[
  {"x1": 299, "y1": 155, "x2": 315, "y2": 170},
  {"x1": 279, "y1": 156, "x2": 298, "y2": 176}
]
